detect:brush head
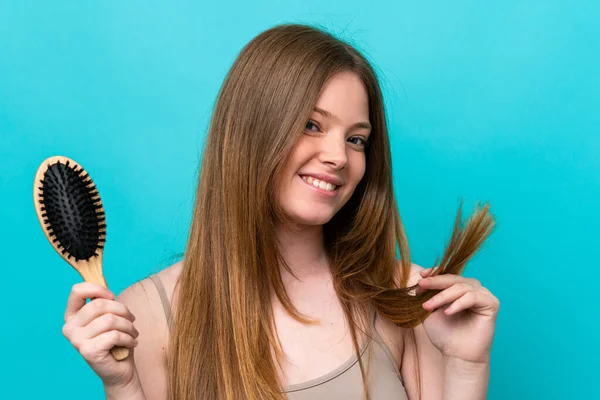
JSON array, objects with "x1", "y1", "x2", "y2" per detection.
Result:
[
  {"x1": 34, "y1": 156, "x2": 107, "y2": 266},
  {"x1": 33, "y1": 156, "x2": 130, "y2": 361}
]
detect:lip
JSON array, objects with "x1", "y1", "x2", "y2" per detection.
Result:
[
  {"x1": 298, "y1": 175, "x2": 338, "y2": 197},
  {"x1": 298, "y1": 172, "x2": 344, "y2": 186}
]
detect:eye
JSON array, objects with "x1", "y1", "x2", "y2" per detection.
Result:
[
  {"x1": 348, "y1": 136, "x2": 369, "y2": 148},
  {"x1": 305, "y1": 120, "x2": 321, "y2": 133}
]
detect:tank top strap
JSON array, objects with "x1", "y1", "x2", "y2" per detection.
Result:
[
  {"x1": 149, "y1": 274, "x2": 173, "y2": 332},
  {"x1": 369, "y1": 306, "x2": 403, "y2": 382}
]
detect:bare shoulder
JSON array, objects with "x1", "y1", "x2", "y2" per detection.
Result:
[
  {"x1": 373, "y1": 260, "x2": 444, "y2": 398},
  {"x1": 374, "y1": 260, "x2": 426, "y2": 370},
  {"x1": 117, "y1": 260, "x2": 184, "y2": 327},
  {"x1": 398, "y1": 260, "x2": 445, "y2": 399},
  {"x1": 154, "y1": 259, "x2": 184, "y2": 302},
  {"x1": 114, "y1": 260, "x2": 184, "y2": 400}
]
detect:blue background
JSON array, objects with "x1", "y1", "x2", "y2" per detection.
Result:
[{"x1": 1, "y1": 1, "x2": 598, "y2": 398}]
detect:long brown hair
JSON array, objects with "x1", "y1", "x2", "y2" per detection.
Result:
[{"x1": 168, "y1": 23, "x2": 495, "y2": 400}]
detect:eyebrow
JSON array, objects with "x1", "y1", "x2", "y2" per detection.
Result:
[{"x1": 313, "y1": 107, "x2": 372, "y2": 131}]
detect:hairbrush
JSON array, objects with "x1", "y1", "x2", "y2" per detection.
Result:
[{"x1": 33, "y1": 156, "x2": 129, "y2": 361}]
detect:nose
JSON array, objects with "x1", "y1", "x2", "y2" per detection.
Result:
[{"x1": 318, "y1": 133, "x2": 347, "y2": 170}]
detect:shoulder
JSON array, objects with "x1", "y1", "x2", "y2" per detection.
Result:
[
  {"x1": 374, "y1": 260, "x2": 443, "y2": 398},
  {"x1": 117, "y1": 260, "x2": 183, "y2": 322},
  {"x1": 114, "y1": 260, "x2": 183, "y2": 400},
  {"x1": 374, "y1": 260, "x2": 426, "y2": 370},
  {"x1": 153, "y1": 259, "x2": 184, "y2": 304},
  {"x1": 395, "y1": 261, "x2": 445, "y2": 399}
]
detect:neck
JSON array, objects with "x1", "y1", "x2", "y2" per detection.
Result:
[{"x1": 275, "y1": 222, "x2": 330, "y2": 281}]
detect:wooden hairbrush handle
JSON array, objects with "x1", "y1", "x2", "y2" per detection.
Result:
[{"x1": 80, "y1": 260, "x2": 131, "y2": 361}]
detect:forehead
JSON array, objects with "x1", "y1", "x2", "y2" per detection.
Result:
[{"x1": 314, "y1": 72, "x2": 370, "y2": 122}]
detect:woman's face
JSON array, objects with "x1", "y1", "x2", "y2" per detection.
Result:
[{"x1": 277, "y1": 71, "x2": 371, "y2": 227}]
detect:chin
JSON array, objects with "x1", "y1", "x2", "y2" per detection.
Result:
[{"x1": 285, "y1": 209, "x2": 336, "y2": 227}]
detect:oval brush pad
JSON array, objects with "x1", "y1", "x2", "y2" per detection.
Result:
[{"x1": 33, "y1": 156, "x2": 129, "y2": 361}]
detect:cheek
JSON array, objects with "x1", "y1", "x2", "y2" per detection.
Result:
[{"x1": 349, "y1": 154, "x2": 367, "y2": 186}]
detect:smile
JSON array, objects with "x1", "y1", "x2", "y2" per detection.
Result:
[{"x1": 299, "y1": 175, "x2": 339, "y2": 196}]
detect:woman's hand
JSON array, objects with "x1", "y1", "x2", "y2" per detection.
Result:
[
  {"x1": 417, "y1": 269, "x2": 500, "y2": 364},
  {"x1": 62, "y1": 282, "x2": 140, "y2": 389}
]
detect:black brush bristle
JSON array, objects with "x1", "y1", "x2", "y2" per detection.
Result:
[{"x1": 38, "y1": 160, "x2": 106, "y2": 261}]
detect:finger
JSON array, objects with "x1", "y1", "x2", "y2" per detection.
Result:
[
  {"x1": 418, "y1": 274, "x2": 479, "y2": 290},
  {"x1": 71, "y1": 299, "x2": 135, "y2": 328},
  {"x1": 447, "y1": 291, "x2": 500, "y2": 317},
  {"x1": 422, "y1": 283, "x2": 472, "y2": 311},
  {"x1": 415, "y1": 267, "x2": 438, "y2": 293},
  {"x1": 79, "y1": 331, "x2": 138, "y2": 361},
  {"x1": 414, "y1": 279, "x2": 433, "y2": 295},
  {"x1": 444, "y1": 291, "x2": 481, "y2": 315},
  {"x1": 419, "y1": 266, "x2": 440, "y2": 278},
  {"x1": 65, "y1": 283, "x2": 115, "y2": 323},
  {"x1": 95, "y1": 331, "x2": 138, "y2": 352},
  {"x1": 84, "y1": 314, "x2": 139, "y2": 340}
]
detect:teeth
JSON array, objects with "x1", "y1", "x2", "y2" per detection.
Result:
[{"x1": 300, "y1": 175, "x2": 337, "y2": 191}]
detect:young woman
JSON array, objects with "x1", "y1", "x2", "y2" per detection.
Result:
[{"x1": 62, "y1": 23, "x2": 499, "y2": 400}]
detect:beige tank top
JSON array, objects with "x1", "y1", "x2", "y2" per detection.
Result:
[{"x1": 149, "y1": 274, "x2": 408, "y2": 400}]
